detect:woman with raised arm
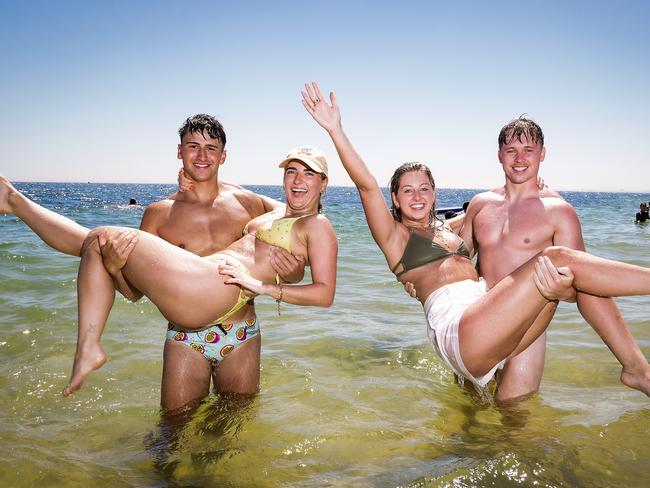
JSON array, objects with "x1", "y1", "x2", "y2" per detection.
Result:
[
  {"x1": 301, "y1": 82, "x2": 650, "y2": 396},
  {"x1": 1, "y1": 146, "x2": 337, "y2": 396}
]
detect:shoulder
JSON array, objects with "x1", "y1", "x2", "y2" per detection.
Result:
[
  {"x1": 142, "y1": 198, "x2": 176, "y2": 217},
  {"x1": 299, "y1": 214, "x2": 337, "y2": 241},
  {"x1": 541, "y1": 193, "x2": 574, "y2": 213},
  {"x1": 300, "y1": 213, "x2": 334, "y2": 231},
  {"x1": 541, "y1": 194, "x2": 580, "y2": 228},
  {"x1": 466, "y1": 188, "x2": 504, "y2": 214},
  {"x1": 140, "y1": 198, "x2": 175, "y2": 232},
  {"x1": 229, "y1": 186, "x2": 282, "y2": 215},
  {"x1": 145, "y1": 197, "x2": 175, "y2": 211},
  {"x1": 471, "y1": 187, "x2": 505, "y2": 205}
]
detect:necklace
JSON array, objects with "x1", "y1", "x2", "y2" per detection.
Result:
[{"x1": 432, "y1": 223, "x2": 452, "y2": 251}]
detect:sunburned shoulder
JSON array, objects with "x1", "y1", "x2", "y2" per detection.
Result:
[
  {"x1": 540, "y1": 194, "x2": 578, "y2": 222},
  {"x1": 538, "y1": 186, "x2": 571, "y2": 208}
]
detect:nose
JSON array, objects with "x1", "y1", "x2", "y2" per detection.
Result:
[{"x1": 197, "y1": 147, "x2": 208, "y2": 161}]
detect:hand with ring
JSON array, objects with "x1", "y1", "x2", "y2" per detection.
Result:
[{"x1": 301, "y1": 82, "x2": 341, "y2": 133}]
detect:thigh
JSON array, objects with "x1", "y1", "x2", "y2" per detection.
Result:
[
  {"x1": 459, "y1": 258, "x2": 551, "y2": 377},
  {"x1": 213, "y1": 334, "x2": 261, "y2": 395},
  {"x1": 118, "y1": 230, "x2": 239, "y2": 328},
  {"x1": 161, "y1": 340, "x2": 213, "y2": 411},
  {"x1": 496, "y1": 329, "x2": 549, "y2": 403}
]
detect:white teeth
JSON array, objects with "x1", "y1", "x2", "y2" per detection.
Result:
[{"x1": 292, "y1": 188, "x2": 307, "y2": 193}]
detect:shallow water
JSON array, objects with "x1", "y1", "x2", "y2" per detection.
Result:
[{"x1": 1, "y1": 183, "x2": 649, "y2": 487}]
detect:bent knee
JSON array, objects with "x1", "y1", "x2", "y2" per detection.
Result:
[
  {"x1": 541, "y1": 245, "x2": 576, "y2": 264},
  {"x1": 81, "y1": 226, "x2": 121, "y2": 254},
  {"x1": 81, "y1": 229, "x2": 102, "y2": 254}
]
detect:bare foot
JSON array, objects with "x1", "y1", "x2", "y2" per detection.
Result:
[
  {"x1": 63, "y1": 342, "x2": 107, "y2": 396},
  {"x1": 620, "y1": 366, "x2": 650, "y2": 397},
  {"x1": 0, "y1": 175, "x2": 18, "y2": 215}
]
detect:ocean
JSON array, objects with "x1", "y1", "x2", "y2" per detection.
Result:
[{"x1": 1, "y1": 182, "x2": 649, "y2": 487}]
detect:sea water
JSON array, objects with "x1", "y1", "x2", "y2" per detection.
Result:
[{"x1": 1, "y1": 183, "x2": 649, "y2": 487}]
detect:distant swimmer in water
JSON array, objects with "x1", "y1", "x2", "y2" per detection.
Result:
[
  {"x1": 128, "y1": 198, "x2": 137, "y2": 205},
  {"x1": 303, "y1": 81, "x2": 650, "y2": 398},
  {"x1": 636, "y1": 203, "x2": 649, "y2": 223}
]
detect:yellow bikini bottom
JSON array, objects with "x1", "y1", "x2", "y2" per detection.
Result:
[{"x1": 207, "y1": 253, "x2": 255, "y2": 325}]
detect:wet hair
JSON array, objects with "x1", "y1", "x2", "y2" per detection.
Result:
[
  {"x1": 388, "y1": 162, "x2": 438, "y2": 226},
  {"x1": 317, "y1": 174, "x2": 327, "y2": 214},
  {"x1": 498, "y1": 115, "x2": 544, "y2": 148},
  {"x1": 178, "y1": 114, "x2": 226, "y2": 146}
]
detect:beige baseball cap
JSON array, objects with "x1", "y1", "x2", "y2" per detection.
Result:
[{"x1": 278, "y1": 145, "x2": 328, "y2": 176}]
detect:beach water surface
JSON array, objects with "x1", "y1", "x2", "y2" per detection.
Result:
[{"x1": 1, "y1": 183, "x2": 649, "y2": 487}]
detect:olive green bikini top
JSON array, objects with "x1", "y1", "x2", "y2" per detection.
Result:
[{"x1": 391, "y1": 227, "x2": 470, "y2": 278}]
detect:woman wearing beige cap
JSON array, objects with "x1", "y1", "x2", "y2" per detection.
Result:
[{"x1": 1, "y1": 147, "x2": 337, "y2": 397}]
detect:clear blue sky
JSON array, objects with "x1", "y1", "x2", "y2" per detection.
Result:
[{"x1": 1, "y1": 1, "x2": 648, "y2": 191}]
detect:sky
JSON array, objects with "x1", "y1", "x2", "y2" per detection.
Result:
[{"x1": 1, "y1": 0, "x2": 648, "y2": 192}]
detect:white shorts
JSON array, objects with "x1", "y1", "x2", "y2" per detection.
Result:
[{"x1": 423, "y1": 278, "x2": 505, "y2": 388}]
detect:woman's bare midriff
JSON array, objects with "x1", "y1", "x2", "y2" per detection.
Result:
[{"x1": 398, "y1": 255, "x2": 479, "y2": 305}]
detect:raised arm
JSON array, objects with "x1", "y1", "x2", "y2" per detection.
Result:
[{"x1": 301, "y1": 82, "x2": 401, "y2": 256}]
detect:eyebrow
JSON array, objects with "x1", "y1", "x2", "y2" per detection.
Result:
[{"x1": 184, "y1": 142, "x2": 221, "y2": 150}]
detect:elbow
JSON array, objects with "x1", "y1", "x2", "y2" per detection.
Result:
[
  {"x1": 307, "y1": 283, "x2": 335, "y2": 307},
  {"x1": 320, "y1": 291, "x2": 335, "y2": 308}
]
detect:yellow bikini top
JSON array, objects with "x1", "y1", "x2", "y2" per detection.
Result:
[{"x1": 253, "y1": 216, "x2": 305, "y2": 253}]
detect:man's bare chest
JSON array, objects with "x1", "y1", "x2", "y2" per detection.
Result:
[
  {"x1": 157, "y1": 205, "x2": 252, "y2": 256},
  {"x1": 474, "y1": 205, "x2": 555, "y2": 250}
]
